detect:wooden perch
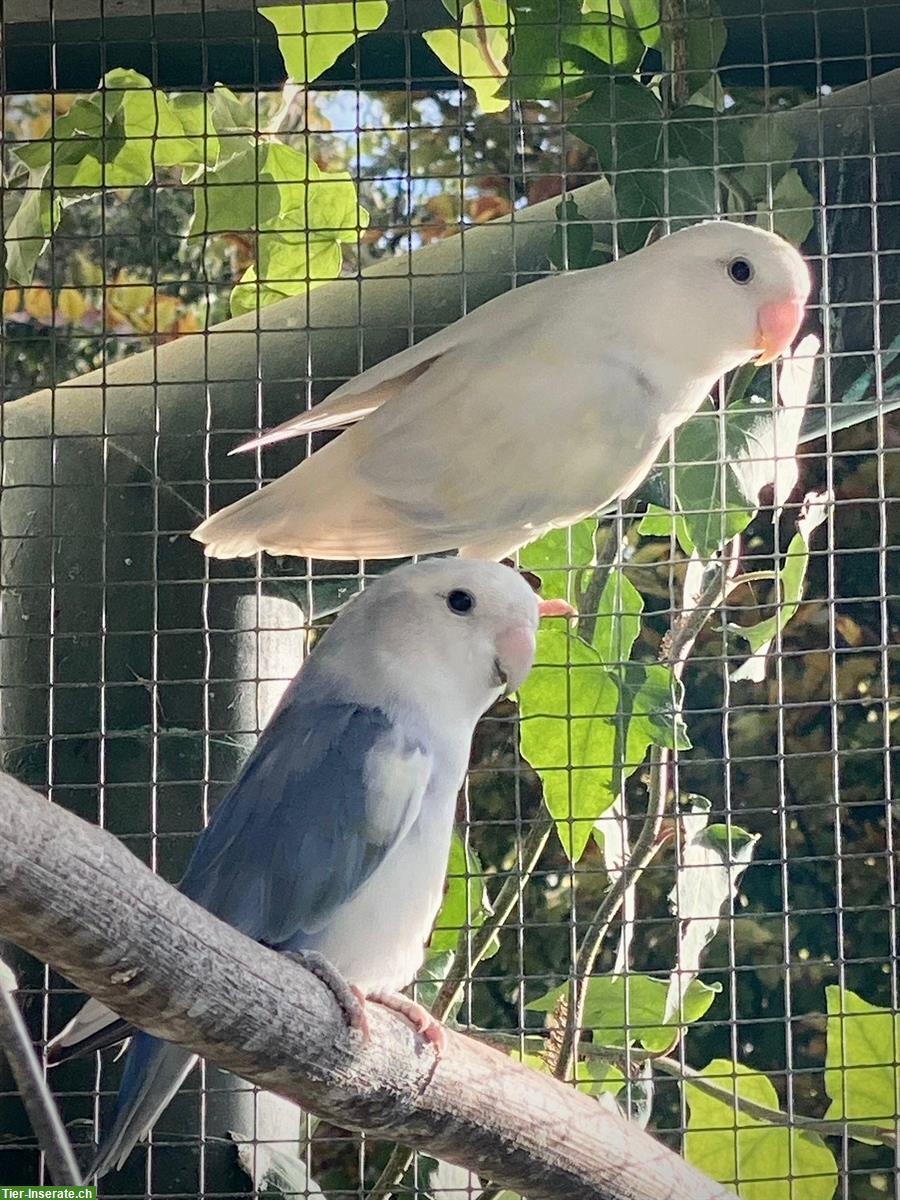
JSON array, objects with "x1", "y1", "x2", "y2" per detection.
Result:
[{"x1": 0, "y1": 770, "x2": 733, "y2": 1200}]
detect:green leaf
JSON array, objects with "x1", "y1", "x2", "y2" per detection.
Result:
[
  {"x1": 424, "y1": 0, "x2": 511, "y2": 113},
  {"x1": 518, "y1": 626, "x2": 620, "y2": 862},
  {"x1": 672, "y1": 398, "x2": 777, "y2": 559},
  {"x1": 548, "y1": 197, "x2": 599, "y2": 270},
  {"x1": 770, "y1": 167, "x2": 816, "y2": 247},
  {"x1": 637, "y1": 503, "x2": 695, "y2": 555},
  {"x1": 591, "y1": 568, "x2": 642, "y2": 668},
  {"x1": 429, "y1": 831, "x2": 498, "y2": 958},
  {"x1": 4, "y1": 173, "x2": 57, "y2": 285},
  {"x1": 666, "y1": 105, "x2": 741, "y2": 167},
  {"x1": 666, "y1": 157, "x2": 718, "y2": 223},
  {"x1": 686, "y1": 1061, "x2": 838, "y2": 1200},
  {"x1": 729, "y1": 492, "x2": 829, "y2": 683},
  {"x1": 664, "y1": 799, "x2": 759, "y2": 1022},
  {"x1": 620, "y1": 662, "x2": 691, "y2": 759},
  {"x1": 571, "y1": 76, "x2": 662, "y2": 171},
  {"x1": 190, "y1": 142, "x2": 268, "y2": 235},
  {"x1": 518, "y1": 519, "x2": 596, "y2": 602},
  {"x1": 415, "y1": 949, "x2": 455, "y2": 1010},
  {"x1": 660, "y1": 0, "x2": 726, "y2": 97},
  {"x1": 505, "y1": 0, "x2": 642, "y2": 101},
  {"x1": 613, "y1": 170, "x2": 664, "y2": 250},
  {"x1": 261, "y1": 2, "x2": 389, "y2": 84},
  {"x1": 737, "y1": 115, "x2": 798, "y2": 201},
  {"x1": 582, "y1": 0, "x2": 660, "y2": 47},
  {"x1": 529, "y1": 973, "x2": 719, "y2": 1051},
  {"x1": 109, "y1": 69, "x2": 204, "y2": 169},
  {"x1": 824, "y1": 986, "x2": 900, "y2": 1137}
]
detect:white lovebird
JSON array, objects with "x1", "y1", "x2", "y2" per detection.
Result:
[{"x1": 193, "y1": 221, "x2": 810, "y2": 563}]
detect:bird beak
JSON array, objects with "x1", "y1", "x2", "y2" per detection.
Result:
[
  {"x1": 494, "y1": 599, "x2": 576, "y2": 694},
  {"x1": 538, "y1": 598, "x2": 577, "y2": 619},
  {"x1": 754, "y1": 297, "x2": 806, "y2": 365}
]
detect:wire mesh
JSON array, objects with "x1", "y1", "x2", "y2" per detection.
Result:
[{"x1": 0, "y1": 1, "x2": 897, "y2": 1198}]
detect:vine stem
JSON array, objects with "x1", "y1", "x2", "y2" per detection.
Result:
[
  {"x1": 554, "y1": 552, "x2": 736, "y2": 1085},
  {"x1": 467, "y1": 1030, "x2": 897, "y2": 1150},
  {"x1": 368, "y1": 814, "x2": 555, "y2": 1197}
]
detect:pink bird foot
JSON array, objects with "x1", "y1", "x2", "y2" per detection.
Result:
[
  {"x1": 284, "y1": 950, "x2": 370, "y2": 1040},
  {"x1": 367, "y1": 988, "x2": 446, "y2": 1054}
]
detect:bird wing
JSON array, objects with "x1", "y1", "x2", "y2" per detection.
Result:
[
  {"x1": 228, "y1": 271, "x2": 572, "y2": 453},
  {"x1": 180, "y1": 698, "x2": 432, "y2": 945},
  {"x1": 231, "y1": 354, "x2": 445, "y2": 452}
]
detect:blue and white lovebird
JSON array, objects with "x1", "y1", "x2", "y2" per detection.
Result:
[{"x1": 47, "y1": 558, "x2": 572, "y2": 1177}]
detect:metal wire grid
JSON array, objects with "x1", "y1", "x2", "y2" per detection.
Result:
[{"x1": 0, "y1": 1, "x2": 897, "y2": 1197}]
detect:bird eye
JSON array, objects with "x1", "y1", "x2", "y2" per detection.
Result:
[
  {"x1": 728, "y1": 257, "x2": 754, "y2": 284},
  {"x1": 446, "y1": 589, "x2": 475, "y2": 615}
]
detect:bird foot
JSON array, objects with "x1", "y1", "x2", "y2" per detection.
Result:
[
  {"x1": 366, "y1": 989, "x2": 445, "y2": 1054},
  {"x1": 284, "y1": 950, "x2": 370, "y2": 1040}
]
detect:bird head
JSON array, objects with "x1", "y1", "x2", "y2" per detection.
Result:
[
  {"x1": 328, "y1": 558, "x2": 574, "y2": 719},
  {"x1": 641, "y1": 221, "x2": 811, "y2": 377}
]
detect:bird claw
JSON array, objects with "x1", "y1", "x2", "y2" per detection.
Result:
[
  {"x1": 283, "y1": 950, "x2": 370, "y2": 1041},
  {"x1": 366, "y1": 989, "x2": 445, "y2": 1054}
]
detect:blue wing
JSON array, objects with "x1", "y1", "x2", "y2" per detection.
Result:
[{"x1": 180, "y1": 696, "x2": 432, "y2": 947}]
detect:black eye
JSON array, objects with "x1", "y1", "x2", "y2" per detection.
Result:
[
  {"x1": 728, "y1": 257, "x2": 754, "y2": 284},
  {"x1": 446, "y1": 589, "x2": 475, "y2": 615}
]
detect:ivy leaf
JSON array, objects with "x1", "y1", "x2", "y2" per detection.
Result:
[
  {"x1": 823, "y1": 986, "x2": 900, "y2": 1138},
  {"x1": 424, "y1": 0, "x2": 511, "y2": 113},
  {"x1": 685, "y1": 1061, "x2": 838, "y2": 1200},
  {"x1": 729, "y1": 491, "x2": 829, "y2": 683},
  {"x1": 672, "y1": 399, "x2": 772, "y2": 558},
  {"x1": 571, "y1": 76, "x2": 662, "y2": 172},
  {"x1": 189, "y1": 142, "x2": 270, "y2": 236},
  {"x1": 664, "y1": 798, "x2": 759, "y2": 1023},
  {"x1": 582, "y1": 0, "x2": 660, "y2": 47},
  {"x1": 529, "y1": 973, "x2": 719, "y2": 1051},
  {"x1": 770, "y1": 167, "x2": 816, "y2": 247},
  {"x1": 104, "y1": 68, "x2": 203, "y2": 170},
  {"x1": 415, "y1": 949, "x2": 455, "y2": 1010},
  {"x1": 429, "y1": 831, "x2": 498, "y2": 958},
  {"x1": 666, "y1": 105, "x2": 742, "y2": 168},
  {"x1": 619, "y1": 663, "x2": 691, "y2": 759},
  {"x1": 637, "y1": 503, "x2": 695, "y2": 555},
  {"x1": 737, "y1": 114, "x2": 798, "y2": 203},
  {"x1": 591, "y1": 568, "x2": 643, "y2": 668},
  {"x1": 261, "y1": 2, "x2": 389, "y2": 84},
  {"x1": 504, "y1": 0, "x2": 642, "y2": 101},
  {"x1": 666, "y1": 157, "x2": 718, "y2": 224},
  {"x1": 548, "y1": 197, "x2": 600, "y2": 270},
  {"x1": 660, "y1": 0, "x2": 726, "y2": 97},
  {"x1": 518, "y1": 518, "x2": 596, "y2": 603},
  {"x1": 518, "y1": 626, "x2": 620, "y2": 862},
  {"x1": 4, "y1": 173, "x2": 57, "y2": 285}
]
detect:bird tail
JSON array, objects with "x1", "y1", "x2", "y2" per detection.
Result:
[
  {"x1": 88, "y1": 1032, "x2": 197, "y2": 1178},
  {"x1": 46, "y1": 997, "x2": 132, "y2": 1066},
  {"x1": 192, "y1": 462, "x2": 454, "y2": 562}
]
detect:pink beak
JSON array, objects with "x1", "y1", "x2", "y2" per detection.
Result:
[
  {"x1": 495, "y1": 598, "x2": 576, "y2": 693},
  {"x1": 538, "y1": 598, "x2": 577, "y2": 619},
  {"x1": 755, "y1": 297, "x2": 806, "y2": 364}
]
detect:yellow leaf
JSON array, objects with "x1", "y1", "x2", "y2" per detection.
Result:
[
  {"x1": 3, "y1": 288, "x2": 22, "y2": 316},
  {"x1": 57, "y1": 287, "x2": 88, "y2": 322},
  {"x1": 24, "y1": 285, "x2": 53, "y2": 321},
  {"x1": 152, "y1": 294, "x2": 180, "y2": 330}
]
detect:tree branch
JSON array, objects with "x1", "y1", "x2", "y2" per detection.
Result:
[{"x1": 0, "y1": 770, "x2": 733, "y2": 1200}]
